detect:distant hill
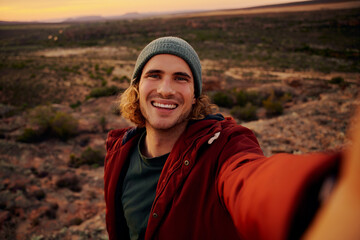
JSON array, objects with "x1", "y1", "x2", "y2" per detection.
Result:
[
  {"x1": 0, "y1": 0, "x2": 358, "y2": 24},
  {"x1": 245, "y1": 0, "x2": 357, "y2": 9},
  {"x1": 60, "y1": 0, "x2": 360, "y2": 23},
  {"x1": 58, "y1": 10, "x2": 206, "y2": 22},
  {"x1": 175, "y1": 0, "x2": 360, "y2": 19},
  {"x1": 63, "y1": 15, "x2": 106, "y2": 23},
  {"x1": 107, "y1": 12, "x2": 147, "y2": 20},
  {"x1": 0, "y1": 20, "x2": 37, "y2": 25}
]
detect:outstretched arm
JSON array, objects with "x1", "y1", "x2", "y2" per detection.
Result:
[
  {"x1": 217, "y1": 133, "x2": 339, "y2": 240},
  {"x1": 304, "y1": 106, "x2": 360, "y2": 240}
]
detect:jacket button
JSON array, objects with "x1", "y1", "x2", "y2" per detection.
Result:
[
  {"x1": 184, "y1": 160, "x2": 190, "y2": 166},
  {"x1": 153, "y1": 213, "x2": 158, "y2": 218}
]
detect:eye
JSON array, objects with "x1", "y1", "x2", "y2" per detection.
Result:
[
  {"x1": 175, "y1": 76, "x2": 189, "y2": 82},
  {"x1": 148, "y1": 74, "x2": 160, "y2": 79}
]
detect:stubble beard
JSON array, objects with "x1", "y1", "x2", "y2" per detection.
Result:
[{"x1": 140, "y1": 103, "x2": 192, "y2": 132}]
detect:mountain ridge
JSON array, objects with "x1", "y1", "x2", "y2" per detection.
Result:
[{"x1": 1, "y1": 0, "x2": 358, "y2": 24}]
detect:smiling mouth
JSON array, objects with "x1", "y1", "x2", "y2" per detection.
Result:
[{"x1": 152, "y1": 102, "x2": 177, "y2": 110}]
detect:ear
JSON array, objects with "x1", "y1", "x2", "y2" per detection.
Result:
[{"x1": 192, "y1": 97, "x2": 196, "y2": 104}]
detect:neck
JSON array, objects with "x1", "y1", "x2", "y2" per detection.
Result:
[{"x1": 142, "y1": 122, "x2": 188, "y2": 158}]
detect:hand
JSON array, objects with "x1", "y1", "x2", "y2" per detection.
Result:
[{"x1": 304, "y1": 105, "x2": 360, "y2": 240}]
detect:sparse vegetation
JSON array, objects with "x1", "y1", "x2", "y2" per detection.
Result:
[
  {"x1": 89, "y1": 71, "x2": 105, "y2": 81},
  {"x1": 329, "y1": 76, "x2": 349, "y2": 88},
  {"x1": 212, "y1": 88, "x2": 292, "y2": 121},
  {"x1": 32, "y1": 189, "x2": 46, "y2": 200},
  {"x1": 0, "y1": 8, "x2": 359, "y2": 72},
  {"x1": 16, "y1": 128, "x2": 42, "y2": 143},
  {"x1": 103, "y1": 66, "x2": 114, "y2": 76},
  {"x1": 68, "y1": 147, "x2": 105, "y2": 168},
  {"x1": 87, "y1": 85, "x2": 121, "y2": 98},
  {"x1": 50, "y1": 112, "x2": 79, "y2": 141},
  {"x1": 113, "y1": 75, "x2": 130, "y2": 83},
  {"x1": 212, "y1": 91, "x2": 234, "y2": 108},
  {"x1": 262, "y1": 92, "x2": 284, "y2": 117},
  {"x1": 230, "y1": 103, "x2": 258, "y2": 121},
  {"x1": 329, "y1": 76, "x2": 345, "y2": 84},
  {"x1": 0, "y1": 75, "x2": 48, "y2": 107},
  {"x1": 235, "y1": 90, "x2": 260, "y2": 106},
  {"x1": 68, "y1": 217, "x2": 83, "y2": 226},
  {"x1": 63, "y1": 65, "x2": 81, "y2": 74},
  {"x1": 55, "y1": 173, "x2": 82, "y2": 192},
  {"x1": 94, "y1": 64, "x2": 99, "y2": 72},
  {"x1": 11, "y1": 61, "x2": 27, "y2": 69},
  {"x1": 17, "y1": 105, "x2": 78, "y2": 142},
  {"x1": 0, "y1": 7, "x2": 358, "y2": 109},
  {"x1": 70, "y1": 100, "x2": 82, "y2": 109},
  {"x1": 99, "y1": 116, "x2": 107, "y2": 132}
]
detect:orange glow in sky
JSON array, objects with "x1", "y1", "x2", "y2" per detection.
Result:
[{"x1": 0, "y1": 0, "x2": 308, "y2": 22}]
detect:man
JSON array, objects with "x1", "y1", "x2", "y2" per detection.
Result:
[{"x1": 104, "y1": 37, "x2": 359, "y2": 240}]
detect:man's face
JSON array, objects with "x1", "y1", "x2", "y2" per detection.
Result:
[{"x1": 138, "y1": 54, "x2": 196, "y2": 132}]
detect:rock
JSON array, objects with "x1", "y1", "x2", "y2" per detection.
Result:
[
  {"x1": 0, "y1": 210, "x2": 11, "y2": 225},
  {"x1": 26, "y1": 185, "x2": 46, "y2": 200},
  {"x1": 8, "y1": 178, "x2": 29, "y2": 193},
  {"x1": 13, "y1": 194, "x2": 33, "y2": 210},
  {"x1": 0, "y1": 104, "x2": 17, "y2": 118},
  {"x1": 28, "y1": 203, "x2": 58, "y2": 225},
  {"x1": 1, "y1": 178, "x2": 11, "y2": 190},
  {"x1": 283, "y1": 78, "x2": 302, "y2": 88},
  {"x1": 55, "y1": 172, "x2": 82, "y2": 192},
  {"x1": 67, "y1": 217, "x2": 83, "y2": 227},
  {"x1": 0, "y1": 213, "x2": 16, "y2": 240},
  {"x1": 30, "y1": 168, "x2": 49, "y2": 178}
]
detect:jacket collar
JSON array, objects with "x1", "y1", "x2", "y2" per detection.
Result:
[
  {"x1": 121, "y1": 114, "x2": 226, "y2": 146},
  {"x1": 189, "y1": 113, "x2": 225, "y2": 125},
  {"x1": 121, "y1": 127, "x2": 145, "y2": 145}
]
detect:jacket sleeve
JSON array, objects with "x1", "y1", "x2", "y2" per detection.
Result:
[
  {"x1": 217, "y1": 131, "x2": 340, "y2": 240},
  {"x1": 104, "y1": 128, "x2": 131, "y2": 240}
]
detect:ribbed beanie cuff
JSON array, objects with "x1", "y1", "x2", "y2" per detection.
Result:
[{"x1": 131, "y1": 36, "x2": 202, "y2": 97}]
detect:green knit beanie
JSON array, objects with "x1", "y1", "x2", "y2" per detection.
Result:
[{"x1": 131, "y1": 36, "x2": 202, "y2": 98}]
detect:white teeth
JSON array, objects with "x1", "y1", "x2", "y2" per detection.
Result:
[{"x1": 153, "y1": 102, "x2": 177, "y2": 109}]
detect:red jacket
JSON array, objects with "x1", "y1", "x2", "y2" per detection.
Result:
[{"x1": 104, "y1": 115, "x2": 339, "y2": 240}]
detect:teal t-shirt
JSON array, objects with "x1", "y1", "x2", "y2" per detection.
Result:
[{"x1": 121, "y1": 132, "x2": 168, "y2": 240}]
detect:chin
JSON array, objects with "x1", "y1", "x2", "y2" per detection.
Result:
[
  {"x1": 147, "y1": 118, "x2": 188, "y2": 131},
  {"x1": 149, "y1": 122, "x2": 176, "y2": 130}
]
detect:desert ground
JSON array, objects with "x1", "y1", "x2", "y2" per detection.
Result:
[{"x1": 0, "y1": 1, "x2": 359, "y2": 239}]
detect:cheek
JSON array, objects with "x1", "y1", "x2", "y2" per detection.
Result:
[
  {"x1": 139, "y1": 82, "x2": 151, "y2": 97},
  {"x1": 138, "y1": 86, "x2": 147, "y2": 106},
  {"x1": 138, "y1": 81, "x2": 146, "y2": 94},
  {"x1": 185, "y1": 86, "x2": 196, "y2": 104}
]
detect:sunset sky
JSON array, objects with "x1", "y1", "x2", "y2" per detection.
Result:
[{"x1": 0, "y1": 0, "x2": 309, "y2": 22}]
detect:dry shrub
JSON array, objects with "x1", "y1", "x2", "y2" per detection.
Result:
[
  {"x1": 17, "y1": 105, "x2": 78, "y2": 142},
  {"x1": 68, "y1": 147, "x2": 105, "y2": 168}
]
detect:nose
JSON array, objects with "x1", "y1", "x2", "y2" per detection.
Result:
[{"x1": 157, "y1": 76, "x2": 175, "y2": 97}]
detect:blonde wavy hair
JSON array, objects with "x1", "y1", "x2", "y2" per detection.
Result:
[{"x1": 119, "y1": 82, "x2": 217, "y2": 128}]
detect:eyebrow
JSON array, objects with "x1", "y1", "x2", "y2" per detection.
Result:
[
  {"x1": 144, "y1": 70, "x2": 192, "y2": 79},
  {"x1": 144, "y1": 69, "x2": 164, "y2": 75},
  {"x1": 173, "y1": 72, "x2": 191, "y2": 78}
]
